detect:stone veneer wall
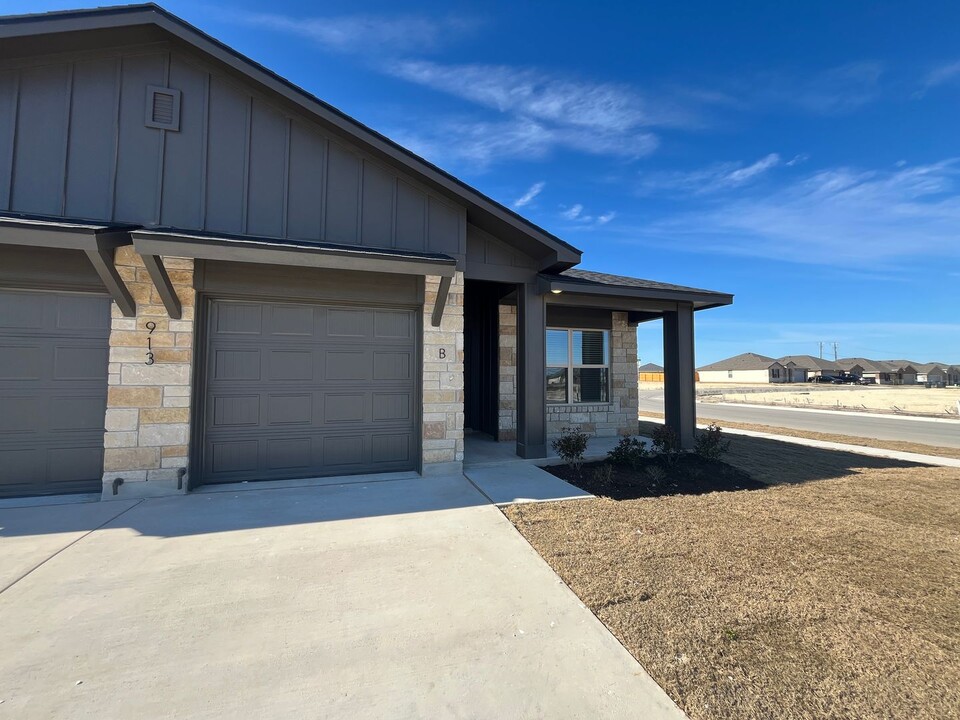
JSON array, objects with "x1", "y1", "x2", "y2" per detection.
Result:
[
  {"x1": 498, "y1": 304, "x2": 517, "y2": 441},
  {"x1": 498, "y1": 310, "x2": 639, "y2": 440},
  {"x1": 101, "y1": 247, "x2": 196, "y2": 497},
  {"x1": 421, "y1": 272, "x2": 465, "y2": 472}
]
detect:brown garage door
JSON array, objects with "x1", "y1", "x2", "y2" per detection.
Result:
[
  {"x1": 0, "y1": 289, "x2": 111, "y2": 498},
  {"x1": 199, "y1": 298, "x2": 418, "y2": 485}
]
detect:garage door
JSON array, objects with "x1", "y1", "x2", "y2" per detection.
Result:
[
  {"x1": 0, "y1": 289, "x2": 111, "y2": 498},
  {"x1": 199, "y1": 299, "x2": 418, "y2": 485}
]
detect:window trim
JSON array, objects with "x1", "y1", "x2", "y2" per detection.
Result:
[{"x1": 546, "y1": 327, "x2": 611, "y2": 405}]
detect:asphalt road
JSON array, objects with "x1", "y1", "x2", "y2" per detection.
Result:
[{"x1": 638, "y1": 391, "x2": 960, "y2": 449}]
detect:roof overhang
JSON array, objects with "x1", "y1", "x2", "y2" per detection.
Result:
[
  {"x1": 131, "y1": 228, "x2": 457, "y2": 325},
  {"x1": 0, "y1": 4, "x2": 582, "y2": 272},
  {"x1": 0, "y1": 213, "x2": 137, "y2": 315},
  {"x1": 537, "y1": 274, "x2": 734, "y2": 312}
]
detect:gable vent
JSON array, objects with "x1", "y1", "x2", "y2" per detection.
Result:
[{"x1": 145, "y1": 86, "x2": 181, "y2": 131}]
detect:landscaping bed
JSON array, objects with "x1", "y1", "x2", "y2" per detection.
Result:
[
  {"x1": 506, "y1": 434, "x2": 960, "y2": 720},
  {"x1": 545, "y1": 454, "x2": 764, "y2": 499}
]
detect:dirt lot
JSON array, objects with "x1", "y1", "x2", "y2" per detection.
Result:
[
  {"x1": 505, "y1": 435, "x2": 960, "y2": 720},
  {"x1": 700, "y1": 385, "x2": 960, "y2": 417}
]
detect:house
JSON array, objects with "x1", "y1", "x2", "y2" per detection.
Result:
[
  {"x1": 915, "y1": 362, "x2": 960, "y2": 385},
  {"x1": 638, "y1": 362, "x2": 665, "y2": 382},
  {"x1": 697, "y1": 353, "x2": 805, "y2": 384},
  {"x1": 838, "y1": 359, "x2": 917, "y2": 385},
  {"x1": 778, "y1": 355, "x2": 847, "y2": 380},
  {"x1": 0, "y1": 5, "x2": 732, "y2": 499}
]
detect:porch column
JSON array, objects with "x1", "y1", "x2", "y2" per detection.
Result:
[
  {"x1": 663, "y1": 302, "x2": 696, "y2": 449},
  {"x1": 516, "y1": 281, "x2": 546, "y2": 458}
]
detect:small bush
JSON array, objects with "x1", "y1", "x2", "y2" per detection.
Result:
[
  {"x1": 651, "y1": 425, "x2": 682, "y2": 464},
  {"x1": 607, "y1": 436, "x2": 650, "y2": 469},
  {"x1": 695, "y1": 423, "x2": 731, "y2": 461},
  {"x1": 551, "y1": 426, "x2": 589, "y2": 473},
  {"x1": 645, "y1": 465, "x2": 668, "y2": 487},
  {"x1": 592, "y1": 463, "x2": 614, "y2": 486}
]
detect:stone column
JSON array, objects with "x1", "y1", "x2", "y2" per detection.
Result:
[
  {"x1": 421, "y1": 272, "x2": 464, "y2": 475},
  {"x1": 101, "y1": 247, "x2": 196, "y2": 498},
  {"x1": 498, "y1": 304, "x2": 517, "y2": 440},
  {"x1": 611, "y1": 312, "x2": 639, "y2": 436}
]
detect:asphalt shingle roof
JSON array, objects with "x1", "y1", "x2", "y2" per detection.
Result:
[
  {"x1": 556, "y1": 268, "x2": 726, "y2": 296},
  {"x1": 698, "y1": 352, "x2": 779, "y2": 372}
]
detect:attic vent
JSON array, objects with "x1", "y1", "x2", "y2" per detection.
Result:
[{"x1": 145, "y1": 86, "x2": 181, "y2": 131}]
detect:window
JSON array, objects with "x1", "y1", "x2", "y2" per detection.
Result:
[
  {"x1": 771, "y1": 367, "x2": 781, "y2": 379},
  {"x1": 727, "y1": 370, "x2": 733, "y2": 379},
  {"x1": 546, "y1": 328, "x2": 610, "y2": 403}
]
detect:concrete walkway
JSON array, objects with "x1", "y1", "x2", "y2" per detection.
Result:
[{"x1": 0, "y1": 475, "x2": 686, "y2": 720}]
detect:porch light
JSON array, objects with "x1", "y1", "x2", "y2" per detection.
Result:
[{"x1": 551, "y1": 289, "x2": 563, "y2": 294}]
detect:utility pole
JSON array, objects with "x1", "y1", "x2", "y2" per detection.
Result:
[
  {"x1": 819, "y1": 341, "x2": 823, "y2": 359},
  {"x1": 832, "y1": 342, "x2": 839, "y2": 362}
]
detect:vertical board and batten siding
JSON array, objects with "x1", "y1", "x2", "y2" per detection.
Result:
[{"x1": 0, "y1": 45, "x2": 466, "y2": 258}]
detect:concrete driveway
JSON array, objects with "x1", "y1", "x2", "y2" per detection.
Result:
[{"x1": 0, "y1": 475, "x2": 685, "y2": 719}]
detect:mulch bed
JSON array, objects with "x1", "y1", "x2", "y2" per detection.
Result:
[{"x1": 545, "y1": 454, "x2": 765, "y2": 500}]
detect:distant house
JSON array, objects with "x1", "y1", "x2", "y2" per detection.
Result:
[
  {"x1": 838, "y1": 359, "x2": 917, "y2": 385},
  {"x1": 777, "y1": 355, "x2": 850, "y2": 380},
  {"x1": 698, "y1": 353, "x2": 806, "y2": 384},
  {"x1": 915, "y1": 362, "x2": 960, "y2": 385},
  {"x1": 638, "y1": 362, "x2": 665, "y2": 382}
]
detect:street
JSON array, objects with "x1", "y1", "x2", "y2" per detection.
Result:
[{"x1": 638, "y1": 391, "x2": 960, "y2": 449}]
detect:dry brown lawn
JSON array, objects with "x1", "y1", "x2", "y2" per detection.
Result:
[
  {"x1": 637, "y1": 411, "x2": 960, "y2": 461},
  {"x1": 505, "y1": 435, "x2": 960, "y2": 720}
]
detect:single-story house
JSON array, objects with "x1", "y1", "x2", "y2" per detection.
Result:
[
  {"x1": 0, "y1": 5, "x2": 732, "y2": 499},
  {"x1": 914, "y1": 362, "x2": 960, "y2": 386},
  {"x1": 698, "y1": 353, "x2": 805, "y2": 384},
  {"x1": 838, "y1": 359, "x2": 917, "y2": 385},
  {"x1": 637, "y1": 362, "x2": 665, "y2": 382},
  {"x1": 777, "y1": 355, "x2": 854, "y2": 380}
]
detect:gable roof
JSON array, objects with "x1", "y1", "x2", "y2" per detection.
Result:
[
  {"x1": 778, "y1": 355, "x2": 837, "y2": 372},
  {"x1": 698, "y1": 352, "x2": 780, "y2": 372},
  {"x1": 638, "y1": 363, "x2": 664, "y2": 373},
  {"x1": 0, "y1": 3, "x2": 581, "y2": 271}
]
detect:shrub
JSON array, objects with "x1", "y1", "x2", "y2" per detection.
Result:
[
  {"x1": 607, "y1": 436, "x2": 650, "y2": 469},
  {"x1": 645, "y1": 465, "x2": 668, "y2": 487},
  {"x1": 591, "y1": 463, "x2": 614, "y2": 487},
  {"x1": 695, "y1": 423, "x2": 731, "y2": 461},
  {"x1": 551, "y1": 426, "x2": 589, "y2": 473},
  {"x1": 651, "y1": 425, "x2": 682, "y2": 464}
]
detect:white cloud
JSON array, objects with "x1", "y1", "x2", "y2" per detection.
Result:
[
  {"x1": 234, "y1": 11, "x2": 475, "y2": 54},
  {"x1": 786, "y1": 154, "x2": 809, "y2": 167},
  {"x1": 635, "y1": 159, "x2": 960, "y2": 265},
  {"x1": 597, "y1": 211, "x2": 617, "y2": 225},
  {"x1": 923, "y1": 60, "x2": 960, "y2": 89},
  {"x1": 387, "y1": 60, "x2": 693, "y2": 131},
  {"x1": 637, "y1": 153, "x2": 782, "y2": 195},
  {"x1": 513, "y1": 181, "x2": 545, "y2": 208},
  {"x1": 387, "y1": 116, "x2": 657, "y2": 169},
  {"x1": 562, "y1": 204, "x2": 584, "y2": 220}
]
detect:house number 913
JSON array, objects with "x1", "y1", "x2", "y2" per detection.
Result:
[{"x1": 144, "y1": 321, "x2": 156, "y2": 365}]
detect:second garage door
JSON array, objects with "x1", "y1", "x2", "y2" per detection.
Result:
[{"x1": 199, "y1": 298, "x2": 418, "y2": 485}]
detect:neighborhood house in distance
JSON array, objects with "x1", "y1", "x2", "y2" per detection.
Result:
[{"x1": 696, "y1": 352, "x2": 960, "y2": 386}]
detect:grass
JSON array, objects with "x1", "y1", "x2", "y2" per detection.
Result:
[
  {"x1": 504, "y1": 433, "x2": 960, "y2": 720},
  {"x1": 638, "y1": 411, "x2": 960, "y2": 461}
]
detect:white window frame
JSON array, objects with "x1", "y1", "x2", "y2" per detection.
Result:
[{"x1": 546, "y1": 327, "x2": 610, "y2": 405}]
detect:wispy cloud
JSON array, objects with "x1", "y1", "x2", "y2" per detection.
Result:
[
  {"x1": 597, "y1": 211, "x2": 617, "y2": 225},
  {"x1": 386, "y1": 115, "x2": 657, "y2": 168},
  {"x1": 922, "y1": 60, "x2": 960, "y2": 90},
  {"x1": 754, "y1": 62, "x2": 884, "y2": 115},
  {"x1": 558, "y1": 203, "x2": 616, "y2": 227},
  {"x1": 513, "y1": 181, "x2": 545, "y2": 208},
  {"x1": 635, "y1": 159, "x2": 960, "y2": 265},
  {"x1": 638, "y1": 153, "x2": 782, "y2": 196},
  {"x1": 561, "y1": 204, "x2": 584, "y2": 220},
  {"x1": 233, "y1": 11, "x2": 476, "y2": 55}
]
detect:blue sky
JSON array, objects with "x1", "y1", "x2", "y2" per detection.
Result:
[{"x1": 9, "y1": 1, "x2": 960, "y2": 364}]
